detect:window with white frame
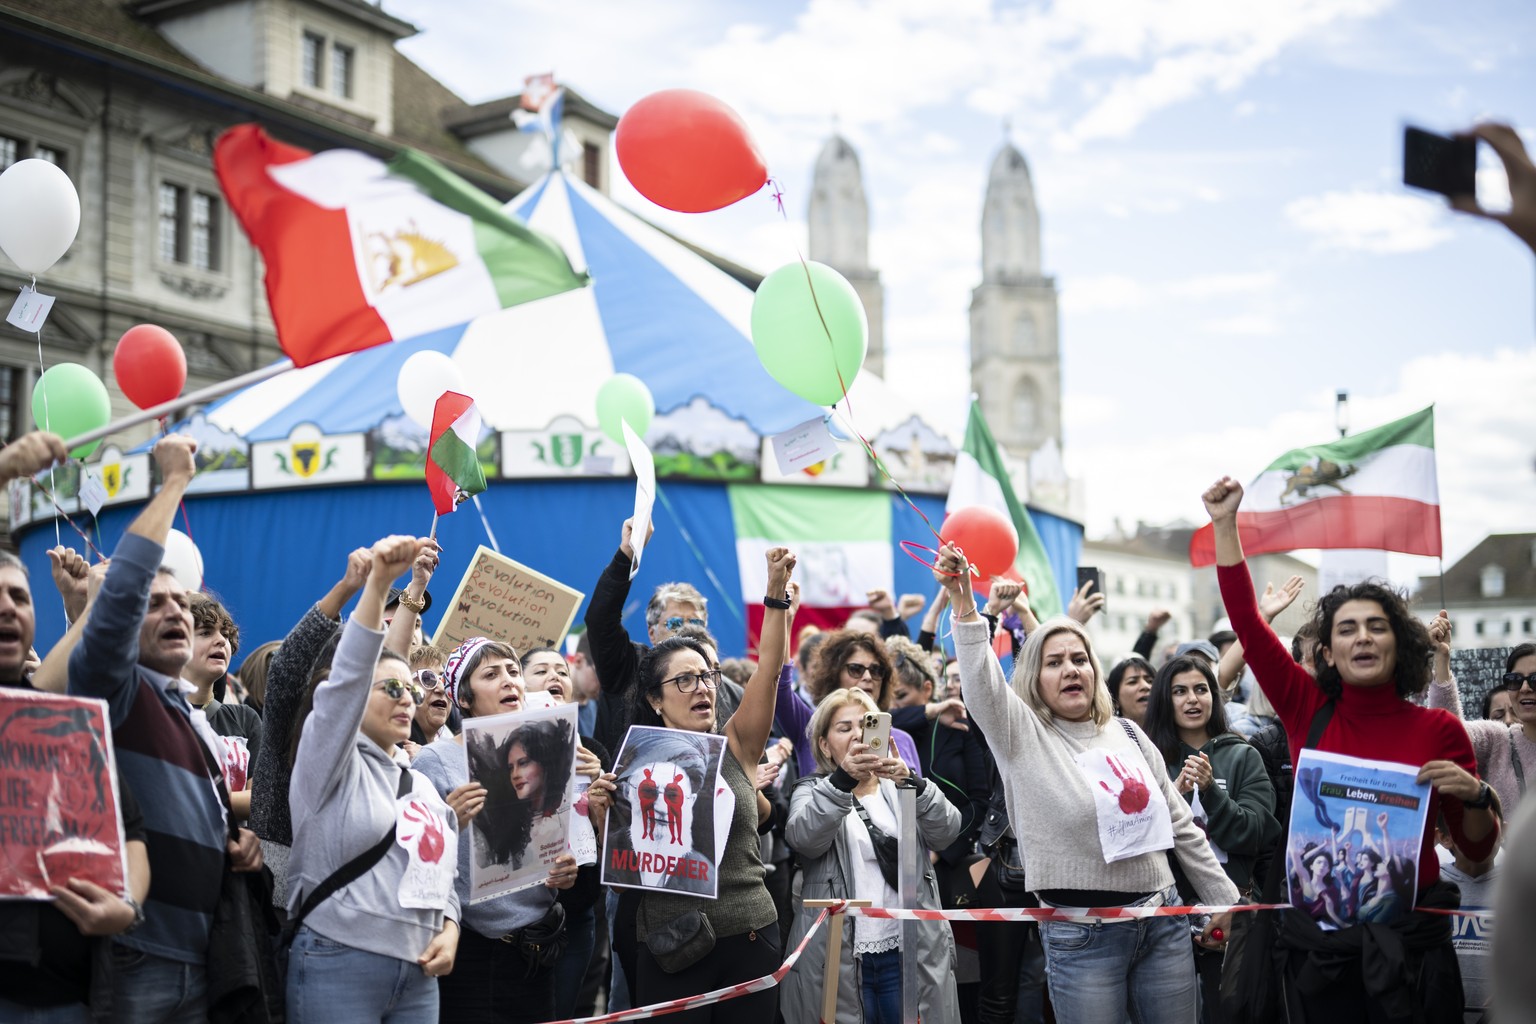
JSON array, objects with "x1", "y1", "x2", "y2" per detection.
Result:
[
  {"x1": 158, "y1": 180, "x2": 222, "y2": 271},
  {"x1": 331, "y1": 43, "x2": 355, "y2": 99},
  {"x1": 302, "y1": 31, "x2": 325, "y2": 89},
  {"x1": 1, "y1": 133, "x2": 68, "y2": 175}
]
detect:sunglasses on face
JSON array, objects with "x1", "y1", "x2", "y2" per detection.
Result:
[
  {"x1": 661, "y1": 669, "x2": 721, "y2": 693},
  {"x1": 377, "y1": 678, "x2": 426, "y2": 704},
  {"x1": 414, "y1": 669, "x2": 445, "y2": 691},
  {"x1": 844, "y1": 661, "x2": 887, "y2": 681},
  {"x1": 1501, "y1": 672, "x2": 1536, "y2": 691},
  {"x1": 665, "y1": 616, "x2": 707, "y2": 633}
]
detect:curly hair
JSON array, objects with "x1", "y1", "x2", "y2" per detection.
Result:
[
  {"x1": 1311, "y1": 581, "x2": 1431, "y2": 700},
  {"x1": 188, "y1": 593, "x2": 240, "y2": 658},
  {"x1": 1143, "y1": 655, "x2": 1230, "y2": 762},
  {"x1": 632, "y1": 636, "x2": 714, "y2": 730},
  {"x1": 806, "y1": 629, "x2": 895, "y2": 708},
  {"x1": 466, "y1": 716, "x2": 575, "y2": 869}
]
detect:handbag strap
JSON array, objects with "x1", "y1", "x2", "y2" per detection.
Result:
[
  {"x1": 851, "y1": 797, "x2": 900, "y2": 892},
  {"x1": 289, "y1": 766, "x2": 412, "y2": 933},
  {"x1": 1510, "y1": 725, "x2": 1526, "y2": 796},
  {"x1": 1256, "y1": 701, "x2": 1338, "y2": 905},
  {"x1": 1304, "y1": 700, "x2": 1336, "y2": 750}
]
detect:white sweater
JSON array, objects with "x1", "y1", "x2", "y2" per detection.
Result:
[{"x1": 956, "y1": 619, "x2": 1240, "y2": 905}]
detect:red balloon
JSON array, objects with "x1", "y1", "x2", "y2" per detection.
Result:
[
  {"x1": 113, "y1": 325, "x2": 186, "y2": 410},
  {"x1": 940, "y1": 506, "x2": 1019, "y2": 580},
  {"x1": 615, "y1": 89, "x2": 768, "y2": 213}
]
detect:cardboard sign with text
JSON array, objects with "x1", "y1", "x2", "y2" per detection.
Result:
[{"x1": 431, "y1": 546, "x2": 584, "y2": 653}]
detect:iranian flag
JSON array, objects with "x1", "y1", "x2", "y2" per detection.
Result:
[
  {"x1": 947, "y1": 401, "x2": 1064, "y2": 617},
  {"x1": 1189, "y1": 406, "x2": 1440, "y2": 566},
  {"x1": 427, "y1": 391, "x2": 487, "y2": 515},
  {"x1": 214, "y1": 124, "x2": 587, "y2": 367},
  {"x1": 729, "y1": 485, "x2": 892, "y2": 650}
]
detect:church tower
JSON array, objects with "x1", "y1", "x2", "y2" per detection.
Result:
[
  {"x1": 969, "y1": 142, "x2": 1061, "y2": 457},
  {"x1": 808, "y1": 135, "x2": 885, "y2": 377}
]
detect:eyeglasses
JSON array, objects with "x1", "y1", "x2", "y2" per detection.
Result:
[
  {"x1": 665, "y1": 616, "x2": 707, "y2": 633},
  {"x1": 414, "y1": 669, "x2": 444, "y2": 691},
  {"x1": 661, "y1": 669, "x2": 721, "y2": 693},
  {"x1": 1501, "y1": 672, "x2": 1536, "y2": 691},
  {"x1": 378, "y1": 678, "x2": 426, "y2": 705},
  {"x1": 843, "y1": 661, "x2": 887, "y2": 681}
]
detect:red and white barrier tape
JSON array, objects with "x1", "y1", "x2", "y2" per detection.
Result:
[
  {"x1": 841, "y1": 903, "x2": 1493, "y2": 923},
  {"x1": 553, "y1": 906, "x2": 836, "y2": 1024}
]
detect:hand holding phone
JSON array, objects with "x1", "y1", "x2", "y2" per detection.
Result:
[
  {"x1": 1403, "y1": 125, "x2": 1477, "y2": 198},
  {"x1": 860, "y1": 711, "x2": 893, "y2": 755}
]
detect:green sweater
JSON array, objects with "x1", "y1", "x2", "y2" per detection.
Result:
[{"x1": 1164, "y1": 733, "x2": 1280, "y2": 892}]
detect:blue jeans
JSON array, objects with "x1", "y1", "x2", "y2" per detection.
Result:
[
  {"x1": 107, "y1": 944, "x2": 207, "y2": 1023},
  {"x1": 0, "y1": 998, "x2": 90, "y2": 1024},
  {"x1": 286, "y1": 926, "x2": 438, "y2": 1024},
  {"x1": 1039, "y1": 907, "x2": 1196, "y2": 1024},
  {"x1": 859, "y1": 948, "x2": 902, "y2": 1024}
]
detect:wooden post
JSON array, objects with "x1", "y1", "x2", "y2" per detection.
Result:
[{"x1": 805, "y1": 899, "x2": 871, "y2": 1023}]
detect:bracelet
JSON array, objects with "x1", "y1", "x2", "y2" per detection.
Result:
[
  {"x1": 763, "y1": 594, "x2": 792, "y2": 610},
  {"x1": 957, "y1": 604, "x2": 979, "y2": 618},
  {"x1": 395, "y1": 592, "x2": 426, "y2": 614}
]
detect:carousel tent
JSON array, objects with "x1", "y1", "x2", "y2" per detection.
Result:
[{"x1": 16, "y1": 167, "x2": 1081, "y2": 653}]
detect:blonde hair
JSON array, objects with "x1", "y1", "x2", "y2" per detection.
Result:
[
  {"x1": 409, "y1": 644, "x2": 447, "y2": 671},
  {"x1": 808, "y1": 687, "x2": 880, "y2": 775},
  {"x1": 1012, "y1": 617, "x2": 1113, "y2": 728}
]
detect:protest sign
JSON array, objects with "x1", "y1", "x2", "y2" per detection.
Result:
[
  {"x1": 462, "y1": 702, "x2": 580, "y2": 903},
  {"x1": 602, "y1": 726, "x2": 725, "y2": 899},
  {"x1": 0, "y1": 690, "x2": 127, "y2": 900},
  {"x1": 1449, "y1": 646, "x2": 1514, "y2": 718},
  {"x1": 1288, "y1": 748, "x2": 1431, "y2": 930},
  {"x1": 431, "y1": 545, "x2": 583, "y2": 653}
]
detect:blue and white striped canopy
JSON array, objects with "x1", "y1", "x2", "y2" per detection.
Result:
[{"x1": 206, "y1": 169, "x2": 921, "y2": 442}]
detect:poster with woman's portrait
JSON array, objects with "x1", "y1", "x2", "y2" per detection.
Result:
[
  {"x1": 1287, "y1": 749, "x2": 1430, "y2": 930},
  {"x1": 462, "y1": 702, "x2": 579, "y2": 904},
  {"x1": 601, "y1": 725, "x2": 725, "y2": 899}
]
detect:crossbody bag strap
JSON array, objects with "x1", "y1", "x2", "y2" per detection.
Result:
[
  {"x1": 289, "y1": 766, "x2": 412, "y2": 933},
  {"x1": 851, "y1": 797, "x2": 900, "y2": 890},
  {"x1": 1256, "y1": 700, "x2": 1337, "y2": 905},
  {"x1": 1510, "y1": 725, "x2": 1526, "y2": 796},
  {"x1": 1304, "y1": 700, "x2": 1336, "y2": 750}
]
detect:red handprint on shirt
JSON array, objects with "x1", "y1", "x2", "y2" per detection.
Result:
[
  {"x1": 401, "y1": 801, "x2": 446, "y2": 864},
  {"x1": 1099, "y1": 755, "x2": 1150, "y2": 815}
]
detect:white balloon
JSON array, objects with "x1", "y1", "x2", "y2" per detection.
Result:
[
  {"x1": 0, "y1": 159, "x2": 81, "y2": 275},
  {"x1": 162, "y1": 528, "x2": 204, "y2": 593},
  {"x1": 396, "y1": 351, "x2": 466, "y2": 429}
]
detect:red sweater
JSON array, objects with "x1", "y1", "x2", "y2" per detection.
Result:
[{"x1": 1218, "y1": 563, "x2": 1497, "y2": 889}]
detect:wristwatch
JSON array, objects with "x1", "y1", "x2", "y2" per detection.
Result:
[
  {"x1": 763, "y1": 594, "x2": 791, "y2": 610},
  {"x1": 122, "y1": 896, "x2": 145, "y2": 932},
  {"x1": 1463, "y1": 781, "x2": 1494, "y2": 810}
]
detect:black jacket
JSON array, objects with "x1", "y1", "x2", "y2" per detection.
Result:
[{"x1": 891, "y1": 704, "x2": 991, "y2": 865}]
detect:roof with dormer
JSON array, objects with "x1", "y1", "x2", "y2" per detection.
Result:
[{"x1": 1420, "y1": 533, "x2": 1536, "y2": 604}]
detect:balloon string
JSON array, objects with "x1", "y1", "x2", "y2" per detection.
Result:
[
  {"x1": 764, "y1": 187, "x2": 952, "y2": 556},
  {"x1": 30, "y1": 475, "x2": 108, "y2": 562},
  {"x1": 28, "y1": 306, "x2": 63, "y2": 553}
]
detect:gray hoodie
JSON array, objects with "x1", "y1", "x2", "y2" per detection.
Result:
[{"x1": 288, "y1": 614, "x2": 461, "y2": 962}]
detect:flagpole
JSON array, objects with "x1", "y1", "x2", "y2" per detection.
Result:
[
  {"x1": 63, "y1": 359, "x2": 295, "y2": 452},
  {"x1": 429, "y1": 512, "x2": 439, "y2": 542}
]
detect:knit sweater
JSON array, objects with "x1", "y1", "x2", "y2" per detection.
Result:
[
  {"x1": 1424, "y1": 678, "x2": 1530, "y2": 818},
  {"x1": 67, "y1": 533, "x2": 227, "y2": 965},
  {"x1": 954, "y1": 618, "x2": 1239, "y2": 904},
  {"x1": 1218, "y1": 562, "x2": 1498, "y2": 888}
]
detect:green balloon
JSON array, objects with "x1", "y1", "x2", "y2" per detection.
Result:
[
  {"x1": 32, "y1": 362, "x2": 111, "y2": 458},
  {"x1": 595, "y1": 373, "x2": 655, "y2": 444},
  {"x1": 750, "y1": 260, "x2": 868, "y2": 405}
]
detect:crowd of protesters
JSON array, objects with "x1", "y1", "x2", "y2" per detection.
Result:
[{"x1": 2, "y1": 120, "x2": 1535, "y2": 1023}]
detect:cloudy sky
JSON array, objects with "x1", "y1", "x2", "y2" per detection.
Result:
[{"x1": 392, "y1": 0, "x2": 1535, "y2": 584}]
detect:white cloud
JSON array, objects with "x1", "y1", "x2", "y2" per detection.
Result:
[
  {"x1": 1069, "y1": 347, "x2": 1536, "y2": 584},
  {"x1": 1062, "y1": 270, "x2": 1277, "y2": 313},
  {"x1": 1284, "y1": 190, "x2": 1454, "y2": 253}
]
